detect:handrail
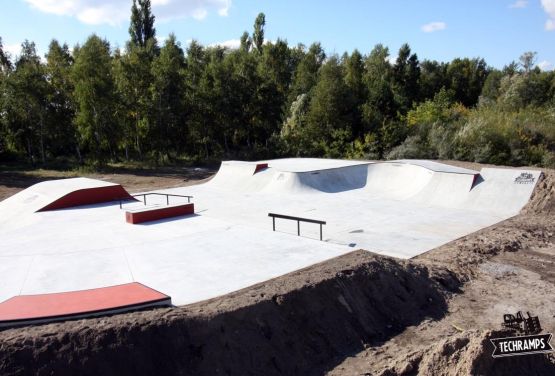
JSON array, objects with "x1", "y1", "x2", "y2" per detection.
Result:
[
  {"x1": 268, "y1": 213, "x2": 326, "y2": 241},
  {"x1": 119, "y1": 193, "x2": 193, "y2": 209}
]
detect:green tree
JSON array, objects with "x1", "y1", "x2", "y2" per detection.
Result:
[
  {"x1": 0, "y1": 37, "x2": 12, "y2": 72},
  {"x1": 240, "y1": 31, "x2": 251, "y2": 52},
  {"x1": 480, "y1": 69, "x2": 503, "y2": 105},
  {"x1": 519, "y1": 51, "x2": 536, "y2": 74},
  {"x1": 287, "y1": 42, "x2": 325, "y2": 106},
  {"x1": 183, "y1": 40, "x2": 208, "y2": 157},
  {"x1": 227, "y1": 45, "x2": 259, "y2": 151},
  {"x1": 446, "y1": 58, "x2": 489, "y2": 107},
  {"x1": 4, "y1": 41, "x2": 49, "y2": 163},
  {"x1": 257, "y1": 39, "x2": 292, "y2": 149},
  {"x1": 392, "y1": 43, "x2": 420, "y2": 113},
  {"x1": 72, "y1": 35, "x2": 118, "y2": 162},
  {"x1": 45, "y1": 40, "x2": 77, "y2": 158},
  {"x1": 0, "y1": 37, "x2": 12, "y2": 156},
  {"x1": 150, "y1": 34, "x2": 186, "y2": 160},
  {"x1": 114, "y1": 42, "x2": 157, "y2": 157},
  {"x1": 252, "y1": 13, "x2": 266, "y2": 53},
  {"x1": 129, "y1": 0, "x2": 156, "y2": 48},
  {"x1": 361, "y1": 44, "x2": 395, "y2": 148},
  {"x1": 115, "y1": 0, "x2": 159, "y2": 158},
  {"x1": 281, "y1": 93, "x2": 310, "y2": 155},
  {"x1": 305, "y1": 56, "x2": 354, "y2": 157},
  {"x1": 419, "y1": 60, "x2": 448, "y2": 101},
  {"x1": 342, "y1": 49, "x2": 366, "y2": 137}
]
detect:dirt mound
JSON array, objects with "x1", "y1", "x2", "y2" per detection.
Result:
[
  {"x1": 523, "y1": 169, "x2": 555, "y2": 215},
  {"x1": 378, "y1": 330, "x2": 555, "y2": 376},
  {"x1": 0, "y1": 251, "x2": 458, "y2": 376}
]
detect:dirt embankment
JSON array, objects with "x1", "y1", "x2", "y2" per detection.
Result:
[
  {"x1": 330, "y1": 169, "x2": 555, "y2": 375},
  {"x1": 0, "y1": 252, "x2": 457, "y2": 376},
  {"x1": 377, "y1": 329, "x2": 555, "y2": 376}
]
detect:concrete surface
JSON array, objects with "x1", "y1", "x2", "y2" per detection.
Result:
[{"x1": 0, "y1": 159, "x2": 541, "y2": 306}]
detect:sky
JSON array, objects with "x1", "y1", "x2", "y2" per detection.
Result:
[{"x1": 0, "y1": 0, "x2": 554, "y2": 70}]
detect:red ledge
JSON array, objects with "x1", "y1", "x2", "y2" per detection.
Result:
[{"x1": 126, "y1": 203, "x2": 195, "y2": 224}]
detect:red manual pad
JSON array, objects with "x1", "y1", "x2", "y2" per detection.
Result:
[
  {"x1": 0, "y1": 283, "x2": 170, "y2": 326},
  {"x1": 126, "y1": 203, "x2": 195, "y2": 224}
]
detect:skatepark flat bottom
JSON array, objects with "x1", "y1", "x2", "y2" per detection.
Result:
[{"x1": 0, "y1": 158, "x2": 541, "y2": 311}]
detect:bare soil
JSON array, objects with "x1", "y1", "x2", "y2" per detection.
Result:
[
  {"x1": 0, "y1": 165, "x2": 216, "y2": 201},
  {"x1": 0, "y1": 161, "x2": 554, "y2": 376}
]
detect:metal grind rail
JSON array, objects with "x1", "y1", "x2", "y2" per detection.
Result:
[
  {"x1": 268, "y1": 213, "x2": 326, "y2": 241},
  {"x1": 119, "y1": 193, "x2": 193, "y2": 209}
]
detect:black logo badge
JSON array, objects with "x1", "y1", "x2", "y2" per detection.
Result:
[
  {"x1": 491, "y1": 333, "x2": 553, "y2": 358},
  {"x1": 491, "y1": 311, "x2": 554, "y2": 358},
  {"x1": 514, "y1": 172, "x2": 535, "y2": 184}
]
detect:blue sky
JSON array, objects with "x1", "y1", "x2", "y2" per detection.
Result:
[{"x1": 1, "y1": 0, "x2": 554, "y2": 70}]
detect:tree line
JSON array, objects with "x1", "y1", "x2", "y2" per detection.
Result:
[{"x1": 0, "y1": 1, "x2": 554, "y2": 167}]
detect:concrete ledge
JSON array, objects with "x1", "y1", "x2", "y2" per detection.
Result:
[{"x1": 125, "y1": 203, "x2": 195, "y2": 224}]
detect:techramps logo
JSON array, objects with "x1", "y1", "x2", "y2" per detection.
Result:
[
  {"x1": 491, "y1": 333, "x2": 553, "y2": 358},
  {"x1": 491, "y1": 311, "x2": 554, "y2": 358},
  {"x1": 514, "y1": 172, "x2": 536, "y2": 184}
]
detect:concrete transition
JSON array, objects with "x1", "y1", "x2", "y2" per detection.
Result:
[{"x1": 0, "y1": 159, "x2": 541, "y2": 325}]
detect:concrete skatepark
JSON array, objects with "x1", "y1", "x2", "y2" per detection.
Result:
[{"x1": 0, "y1": 158, "x2": 542, "y2": 326}]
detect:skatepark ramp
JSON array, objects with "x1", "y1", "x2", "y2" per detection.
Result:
[
  {"x1": 0, "y1": 283, "x2": 171, "y2": 328},
  {"x1": 0, "y1": 158, "x2": 543, "y2": 330},
  {"x1": 0, "y1": 177, "x2": 133, "y2": 228},
  {"x1": 207, "y1": 159, "x2": 540, "y2": 216}
]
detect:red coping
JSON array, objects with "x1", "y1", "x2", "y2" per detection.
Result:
[
  {"x1": 38, "y1": 185, "x2": 134, "y2": 212},
  {"x1": 0, "y1": 282, "x2": 170, "y2": 324},
  {"x1": 254, "y1": 163, "x2": 268, "y2": 174},
  {"x1": 126, "y1": 203, "x2": 195, "y2": 224}
]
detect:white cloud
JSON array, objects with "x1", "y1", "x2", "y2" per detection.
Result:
[
  {"x1": 537, "y1": 60, "x2": 553, "y2": 70},
  {"x1": 3, "y1": 43, "x2": 21, "y2": 59},
  {"x1": 192, "y1": 8, "x2": 208, "y2": 20},
  {"x1": 421, "y1": 21, "x2": 447, "y2": 33},
  {"x1": 24, "y1": 0, "x2": 231, "y2": 26},
  {"x1": 542, "y1": 0, "x2": 555, "y2": 30},
  {"x1": 509, "y1": 0, "x2": 528, "y2": 8},
  {"x1": 209, "y1": 39, "x2": 240, "y2": 49}
]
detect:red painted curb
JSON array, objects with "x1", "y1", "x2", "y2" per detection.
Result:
[{"x1": 126, "y1": 203, "x2": 195, "y2": 224}]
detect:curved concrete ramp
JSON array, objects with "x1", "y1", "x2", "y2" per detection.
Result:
[
  {"x1": 208, "y1": 159, "x2": 372, "y2": 194},
  {"x1": 0, "y1": 178, "x2": 133, "y2": 226},
  {"x1": 206, "y1": 159, "x2": 540, "y2": 217},
  {"x1": 0, "y1": 282, "x2": 171, "y2": 328}
]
